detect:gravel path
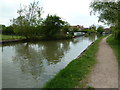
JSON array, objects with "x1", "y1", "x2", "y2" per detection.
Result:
[{"x1": 87, "y1": 36, "x2": 118, "y2": 88}]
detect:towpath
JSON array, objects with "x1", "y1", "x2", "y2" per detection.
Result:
[{"x1": 87, "y1": 36, "x2": 118, "y2": 88}]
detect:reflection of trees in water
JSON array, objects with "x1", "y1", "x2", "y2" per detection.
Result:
[
  {"x1": 13, "y1": 43, "x2": 43, "y2": 80},
  {"x1": 3, "y1": 36, "x2": 98, "y2": 80},
  {"x1": 97, "y1": 34, "x2": 102, "y2": 38},
  {"x1": 71, "y1": 36, "x2": 84, "y2": 45},
  {"x1": 89, "y1": 34, "x2": 97, "y2": 42},
  {"x1": 86, "y1": 34, "x2": 97, "y2": 42},
  {"x1": 12, "y1": 40, "x2": 71, "y2": 78},
  {"x1": 71, "y1": 35, "x2": 97, "y2": 47},
  {"x1": 36, "y1": 40, "x2": 71, "y2": 64}
]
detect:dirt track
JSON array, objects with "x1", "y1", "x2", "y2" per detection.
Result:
[{"x1": 87, "y1": 36, "x2": 118, "y2": 88}]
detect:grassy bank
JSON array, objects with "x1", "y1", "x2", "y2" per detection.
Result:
[
  {"x1": 0, "y1": 34, "x2": 72, "y2": 41},
  {"x1": 107, "y1": 35, "x2": 120, "y2": 63},
  {"x1": 44, "y1": 36, "x2": 105, "y2": 88},
  {"x1": 1, "y1": 35, "x2": 25, "y2": 40}
]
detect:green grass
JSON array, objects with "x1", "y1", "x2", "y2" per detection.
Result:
[
  {"x1": 87, "y1": 85, "x2": 94, "y2": 90},
  {"x1": 0, "y1": 35, "x2": 25, "y2": 40},
  {"x1": 107, "y1": 35, "x2": 120, "y2": 63},
  {"x1": 44, "y1": 36, "x2": 105, "y2": 88}
]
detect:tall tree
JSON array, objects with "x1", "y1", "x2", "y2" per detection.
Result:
[
  {"x1": 3, "y1": 26, "x2": 14, "y2": 35},
  {"x1": 90, "y1": 1, "x2": 120, "y2": 39},
  {"x1": 41, "y1": 14, "x2": 65, "y2": 38},
  {"x1": 97, "y1": 26, "x2": 104, "y2": 34},
  {"x1": 11, "y1": 1, "x2": 43, "y2": 38},
  {"x1": 62, "y1": 22, "x2": 70, "y2": 34},
  {"x1": 89, "y1": 24, "x2": 96, "y2": 30}
]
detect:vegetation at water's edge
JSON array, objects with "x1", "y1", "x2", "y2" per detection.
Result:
[
  {"x1": 90, "y1": 1, "x2": 120, "y2": 40},
  {"x1": 0, "y1": 35, "x2": 25, "y2": 40},
  {"x1": 44, "y1": 36, "x2": 105, "y2": 88},
  {"x1": 1, "y1": 1, "x2": 109, "y2": 41},
  {"x1": 107, "y1": 35, "x2": 120, "y2": 63},
  {"x1": 0, "y1": 34, "x2": 74, "y2": 42}
]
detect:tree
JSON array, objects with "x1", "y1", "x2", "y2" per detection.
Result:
[
  {"x1": 90, "y1": 1, "x2": 120, "y2": 39},
  {"x1": 72, "y1": 27, "x2": 79, "y2": 32},
  {"x1": 41, "y1": 15, "x2": 65, "y2": 38},
  {"x1": 0, "y1": 24, "x2": 6, "y2": 30},
  {"x1": 0, "y1": 25, "x2": 5, "y2": 34},
  {"x1": 62, "y1": 22, "x2": 70, "y2": 34},
  {"x1": 97, "y1": 26, "x2": 104, "y2": 34},
  {"x1": 4, "y1": 26, "x2": 14, "y2": 35},
  {"x1": 11, "y1": 1, "x2": 43, "y2": 39},
  {"x1": 89, "y1": 25, "x2": 96, "y2": 30}
]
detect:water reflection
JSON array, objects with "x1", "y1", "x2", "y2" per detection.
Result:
[
  {"x1": 12, "y1": 43, "x2": 43, "y2": 80},
  {"x1": 85, "y1": 34, "x2": 97, "y2": 42},
  {"x1": 89, "y1": 34, "x2": 96, "y2": 42},
  {"x1": 36, "y1": 40, "x2": 71, "y2": 64},
  {"x1": 2, "y1": 35, "x2": 98, "y2": 88},
  {"x1": 10, "y1": 40, "x2": 72, "y2": 80}
]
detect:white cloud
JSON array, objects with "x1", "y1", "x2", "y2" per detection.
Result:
[
  {"x1": 0, "y1": 0, "x2": 107, "y2": 27},
  {"x1": 0, "y1": 0, "x2": 34, "y2": 25},
  {"x1": 42, "y1": 0, "x2": 90, "y2": 16}
]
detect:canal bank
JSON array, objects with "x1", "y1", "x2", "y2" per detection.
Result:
[
  {"x1": 107, "y1": 35, "x2": 120, "y2": 88},
  {"x1": 1, "y1": 34, "x2": 72, "y2": 44},
  {"x1": 86, "y1": 35, "x2": 118, "y2": 88},
  {"x1": 2, "y1": 35, "x2": 98, "y2": 88},
  {"x1": 1, "y1": 37, "x2": 71, "y2": 44},
  {"x1": 1, "y1": 32, "x2": 86, "y2": 44},
  {"x1": 44, "y1": 36, "x2": 105, "y2": 88}
]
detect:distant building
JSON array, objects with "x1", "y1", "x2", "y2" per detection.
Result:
[
  {"x1": 70, "y1": 25, "x2": 84, "y2": 31},
  {"x1": 82, "y1": 28, "x2": 89, "y2": 30},
  {"x1": 76, "y1": 25, "x2": 84, "y2": 30},
  {"x1": 104, "y1": 28, "x2": 112, "y2": 34}
]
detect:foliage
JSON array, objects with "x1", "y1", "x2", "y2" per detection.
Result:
[
  {"x1": 97, "y1": 26, "x2": 104, "y2": 34},
  {"x1": 11, "y1": 1, "x2": 43, "y2": 38},
  {"x1": 81, "y1": 25, "x2": 97, "y2": 33},
  {"x1": 3, "y1": 26, "x2": 15, "y2": 35},
  {"x1": 41, "y1": 14, "x2": 66, "y2": 38},
  {"x1": 0, "y1": 24, "x2": 6, "y2": 30},
  {"x1": 87, "y1": 85, "x2": 94, "y2": 89},
  {"x1": 9, "y1": 1, "x2": 72, "y2": 40},
  {"x1": 0, "y1": 25, "x2": 15, "y2": 35},
  {"x1": 62, "y1": 22, "x2": 70, "y2": 34},
  {"x1": 1, "y1": 35, "x2": 25, "y2": 40},
  {"x1": 107, "y1": 35, "x2": 120, "y2": 63},
  {"x1": 89, "y1": 25, "x2": 96, "y2": 31},
  {"x1": 90, "y1": 1, "x2": 120, "y2": 39},
  {"x1": 72, "y1": 27, "x2": 80, "y2": 32},
  {"x1": 44, "y1": 36, "x2": 105, "y2": 88},
  {"x1": 82, "y1": 29, "x2": 96, "y2": 34},
  {"x1": 90, "y1": 1, "x2": 119, "y2": 25},
  {"x1": 0, "y1": 25, "x2": 5, "y2": 34}
]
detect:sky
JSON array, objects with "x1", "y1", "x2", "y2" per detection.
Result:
[{"x1": 0, "y1": 0, "x2": 107, "y2": 28}]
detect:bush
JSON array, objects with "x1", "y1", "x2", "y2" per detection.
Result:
[
  {"x1": 2, "y1": 26, "x2": 15, "y2": 35},
  {"x1": 97, "y1": 26, "x2": 104, "y2": 34}
]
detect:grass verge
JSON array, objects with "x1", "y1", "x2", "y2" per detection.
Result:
[
  {"x1": 0, "y1": 35, "x2": 25, "y2": 40},
  {"x1": 0, "y1": 34, "x2": 72, "y2": 41},
  {"x1": 107, "y1": 35, "x2": 120, "y2": 63},
  {"x1": 44, "y1": 36, "x2": 105, "y2": 88}
]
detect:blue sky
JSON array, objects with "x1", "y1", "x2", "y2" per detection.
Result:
[{"x1": 0, "y1": 0, "x2": 107, "y2": 27}]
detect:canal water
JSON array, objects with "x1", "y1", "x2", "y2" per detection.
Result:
[{"x1": 2, "y1": 35, "x2": 98, "y2": 88}]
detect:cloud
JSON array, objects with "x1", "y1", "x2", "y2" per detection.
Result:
[
  {"x1": 0, "y1": 0, "x2": 34, "y2": 25},
  {"x1": 42, "y1": 0, "x2": 99, "y2": 27},
  {"x1": 0, "y1": 0, "x2": 107, "y2": 27}
]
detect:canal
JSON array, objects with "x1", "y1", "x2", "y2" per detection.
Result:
[{"x1": 2, "y1": 35, "x2": 98, "y2": 88}]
